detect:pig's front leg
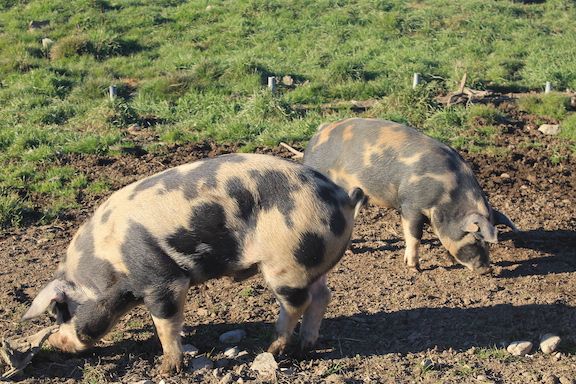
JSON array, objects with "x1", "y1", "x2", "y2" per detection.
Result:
[
  {"x1": 146, "y1": 278, "x2": 190, "y2": 376},
  {"x1": 401, "y1": 213, "x2": 425, "y2": 272}
]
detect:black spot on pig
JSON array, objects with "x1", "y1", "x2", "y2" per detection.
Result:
[
  {"x1": 328, "y1": 209, "x2": 346, "y2": 237},
  {"x1": 166, "y1": 202, "x2": 240, "y2": 280},
  {"x1": 251, "y1": 170, "x2": 297, "y2": 227},
  {"x1": 74, "y1": 287, "x2": 138, "y2": 341},
  {"x1": 276, "y1": 286, "x2": 309, "y2": 308},
  {"x1": 101, "y1": 210, "x2": 112, "y2": 224},
  {"x1": 294, "y1": 232, "x2": 325, "y2": 268},
  {"x1": 226, "y1": 177, "x2": 256, "y2": 223},
  {"x1": 129, "y1": 155, "x2": 248, "y2": 201},
  {"x1": 121, "y1": 221, "x2": 187, "y2": 318},
  {"x1": 129, "y1": 168, "x2": 183, "y2": 200}
]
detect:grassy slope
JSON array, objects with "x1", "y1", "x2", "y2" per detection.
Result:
[{"x1": 0, "y1": 0, "x2": 575, "y2": 227}]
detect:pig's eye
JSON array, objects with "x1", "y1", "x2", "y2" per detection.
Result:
[{"x1": 54, "y1": 301, "x2": 72, "y2": 323}]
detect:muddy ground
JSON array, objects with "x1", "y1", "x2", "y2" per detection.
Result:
[{"x1": 1, "y1": 99, "x2": 575, "y2": 383}]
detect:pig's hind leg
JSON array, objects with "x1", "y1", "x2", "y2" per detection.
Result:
[
  {"x1": 298, "y1": 274, "x2": 331, "y2": 353},
  {"x1": 266, "y1": 281, "x2": 312, "y2": 356}
]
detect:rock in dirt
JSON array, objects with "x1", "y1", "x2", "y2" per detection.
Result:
[
  {"x1": 224, "y1": 346, "x2": 241, "y2": 358},
  {"x1": 250, "y1": 352, "x2": 278, "y2": 374},
  {"x1": 540, "y1": 333, "x2": 561, "y2": 354},
  {"x1": 219, "y1": 329, "x2": 246, "y2": 344},
  {"x1": 507, "y1": 341, "x2": 533, "y2": 356},
  {"x1": 183, "y1": 344, "x2": 199, "y2": 356},
  {"x1": 538, "y1": 124, "x2": 562, "y2": 135},
  {"x1": 190, "y1": 356, "x2": 214, "y2": 371}
]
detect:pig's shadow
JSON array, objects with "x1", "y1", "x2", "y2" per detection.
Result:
[
  {"x1": 27, "y1": 302, "x2": 575, "y2": 379},
  {"x1": 350, "y1": 237, "x2": 403, "y2": 254},
  {"x1": 316, "y1": 302, "x2": 576, "y2": 358},
  {"x1": 495, "y1": 229, "x2": 576, "y2": 277}
]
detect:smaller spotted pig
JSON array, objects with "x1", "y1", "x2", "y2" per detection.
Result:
[
  {"x1": 302, "y1": 118, "x2": 517, "y2": 274},
  {"x1": 20, "y1": 153, "x2": 364, "y2": 375}
]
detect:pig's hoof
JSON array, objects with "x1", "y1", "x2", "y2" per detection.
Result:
[
  {"x1": 267, "y1": 340, "x2": 287, "y2": 357},
  {"x1": 158, "y1": 356, "x2": 183, "y2": 377}
]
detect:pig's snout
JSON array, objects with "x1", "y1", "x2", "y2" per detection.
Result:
[
  {"x1": 473, "y1": 265, "x2": 492, "y2": 275},
  {"x1": 45, "y1": 324, "x2": 92, "y2": 354}
]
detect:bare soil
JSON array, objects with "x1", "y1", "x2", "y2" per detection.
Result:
[{"x1": 1, "y1": 99, "x2": 575, "y2": 383}]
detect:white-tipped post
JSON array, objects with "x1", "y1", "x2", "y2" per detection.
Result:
[
  {"x1": 413, "y1": 73, "x2": 421, "y2": 88},
  {"x1": 545, "y1": 81, "x2": 552, "y2": 94},
  {"x1": 268, "y1": 77, "x2": 277, "y2": 94},
  {"x1": 109, "y1": 85, "x2": 117, "y2": 100}
]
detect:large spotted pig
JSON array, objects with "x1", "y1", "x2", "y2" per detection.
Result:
[
  {"x1": 302, "y1": 118, "x2": 517, "y2": 274},
  {"x1": 20, "y1": 153, "x2": 365, "y2": 375}
]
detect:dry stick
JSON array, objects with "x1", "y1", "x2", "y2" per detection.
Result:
[
  {"x1": 447, "y1": 74, "x2": 491, "y2": 106},
  {"x1": 1, "y1": 326, "x2": 58, "y2": 380},
  {"x1": 279, "y1": 142, "x2": 304, "y2": 159}
]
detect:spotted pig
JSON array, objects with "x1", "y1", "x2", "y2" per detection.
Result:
[
  {"x1": 302, "y1": 118, "x2": 517, "y2": 274},
  {"x1": 21, "y1": 153, "x2": 365, "y2": 375}
]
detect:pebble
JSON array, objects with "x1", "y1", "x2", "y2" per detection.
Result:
[
  {"x1": 219, "y1": 330, "x2": 246, "y2": 344},
  {"x1": 538, "y1": 124, "x2": 562, "y2": 135},
  {"x1": 224, "y1": 346, "x2": 241, "y2": 358},
  {"x1": 560, "y1": 378, "x2": 576, "y2": 384},
  {"x1": 190, "y1": 356, "x2": 214, "y2": 371},
  {"x1": 507, "y1": 341, "x2": 533, "y2": 356},
  {"x1": 250, "y1": 352, "x2": 278, "y2": 374},
  {"x1": 280, "y1": 367, "x2": 295, "y2": 375},
  {"x1": 540, "y1": 333, "x2": 561, "y2": 354},
  {"x1": 183, "y1": 344, "x2": 199, "y2": 357}
]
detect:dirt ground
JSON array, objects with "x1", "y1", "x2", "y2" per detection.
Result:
[{"x1": 1, "y1": 98, "x2": 575, "y2": 383}]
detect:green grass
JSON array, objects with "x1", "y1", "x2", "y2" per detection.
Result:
[
  {"x1": 1, "y1": 0, "x2": 576, "y2": 228},
  {"x1": 517, "y1": 92, "x2": 572, "y2": 120}
]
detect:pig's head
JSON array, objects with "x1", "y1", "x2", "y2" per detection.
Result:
[
  {"x1": 432, "y1": 210, "x2": 498, "y2": 274},
  {"x1": 20, "y1": 276, "x2": 103, "y2": 353}
]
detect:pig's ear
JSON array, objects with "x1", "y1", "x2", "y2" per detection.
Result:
[
  {"x1": 491, "y1": 209, "x2": 519, "y2": 232},
  {"x1": 462, "y1": 213, "x2": 498, "y2": 243},
  {"x1": 20, "y1": 279, "x2": 69, "y2": 321}
]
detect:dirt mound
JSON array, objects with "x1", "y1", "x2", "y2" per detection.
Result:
[{"x1": 1, "y1": 103, "x2": 574, "y2": 383}]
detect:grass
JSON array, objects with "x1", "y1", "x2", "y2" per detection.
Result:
[{"x1": 0, "y1": 0, "x2": 576, "y2": 228}]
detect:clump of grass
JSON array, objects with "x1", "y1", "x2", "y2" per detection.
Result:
[
  {"x1": 559, "y1": 112, "x2": 576, "y2": 143},
  {"x1": 517, "y1": 93, "x2": 571, "y2": 120},
  {"x1": 0, "y1": 190, "x2": 25, "y2": 229}
]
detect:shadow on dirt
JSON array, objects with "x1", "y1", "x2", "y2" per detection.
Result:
[
  {"x1": 318, "y1": 303, "x2": 575, "y2": 358},
  {"x1": 496, "y1": 229, "x2": 576, "y2": 276}
]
